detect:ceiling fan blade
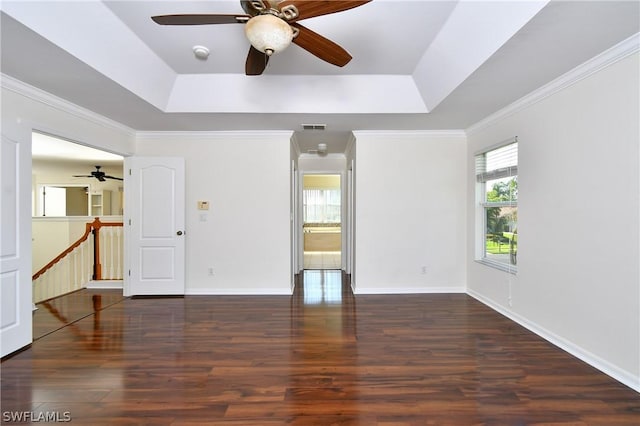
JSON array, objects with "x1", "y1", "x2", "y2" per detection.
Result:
[
  {"x1": 245, "y1": 46, "x2": 269, "y2": 75},
  {"x1": 279, "y1": 0, "x2": 371, "y2": 22},
  {"x1": 291, "y1": 23, "x2": 352, "y2": 67},
  {"x1": 151, "y1": 14, "x2": 250, "y2": 25},
  {"x1": 104, "y1": 175, "x2": 123, "y2": 181},
  {"x1": 72, "y1": 175, "x2": 93, "y2": 178}
]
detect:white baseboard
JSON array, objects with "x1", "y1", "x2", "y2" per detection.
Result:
[
  {"x1": 86, "y1": 280, "x2": 123, "y2": 289},
  {"x1": 467, "y1": 289, "x2": 640, "y2": 393}
]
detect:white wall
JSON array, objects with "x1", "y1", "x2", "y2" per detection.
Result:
[
  {"x1": 466, "y1": 50, "x2": 640, "y2": 390},
  {"x1": 352, "y1": 131, "x2": 467, "y2": 293},
  {"x1": 2, "y1": 79, "x2": 134, "y2": 156},
  {"x1": 298, "y1": 154, "x2": 347, "y2": 173},
  {"x1": 135, "y1": 132, "x2": 293, "y2": 295},
  {"x1": 32, "y1": 217, "x2": 89, "y2": 273}
]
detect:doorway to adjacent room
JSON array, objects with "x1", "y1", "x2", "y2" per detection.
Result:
[{"x1": 302, "y1": 174, "x2": 341, "y2": 270}]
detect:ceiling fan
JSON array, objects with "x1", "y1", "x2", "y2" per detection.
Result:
[
  {"x1": 73, "y1": 166, "x2": 123, "y2": 182},
  {"x1": 151, "y1": 0, "x2": 371, "y2": 75}
]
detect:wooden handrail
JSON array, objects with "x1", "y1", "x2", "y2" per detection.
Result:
[{"x1": 32, "y1": 218, "x2": 123, "y2": 281}]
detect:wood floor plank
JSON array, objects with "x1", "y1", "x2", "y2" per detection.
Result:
[{"x1": 2, "y1": 273, "x2": 639, "y2": 424}]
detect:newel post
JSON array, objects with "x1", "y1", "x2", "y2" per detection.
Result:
[{"x1": 92, "y1": 217, "x2": 103, "y2": 280}]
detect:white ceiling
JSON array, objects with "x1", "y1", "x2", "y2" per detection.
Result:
[
  {"x1": 32, "y1": 132, "x2": 123, "y2": 164},
  {"x1": 31, "y1": 132, "x2": 124, "y2": 177},
  {"x1": 1, "y1": 1, "x2": 639, "y2": 156}
]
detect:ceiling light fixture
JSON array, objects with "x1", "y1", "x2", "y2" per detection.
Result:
[
  {"x1": 192, "y1": 45, "x2": 210, "y2": 60},
  {"x1": 317, "y1": 143, "x2": 328, "y2": 154},
  {"x1": 244, "y1": 14, "x2": 293, "y2": 56}
]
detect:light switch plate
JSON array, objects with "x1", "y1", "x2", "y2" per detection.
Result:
[{"x1": 198, "y1": 201, "x2": 209, "y2": 210}]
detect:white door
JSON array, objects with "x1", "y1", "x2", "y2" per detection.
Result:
[
  {"x1": 125, "y1": 157, "x2": 185, "y2": 296},
  {"x1": 1, "y1": 134, "x2": 32, "y2": 357}
]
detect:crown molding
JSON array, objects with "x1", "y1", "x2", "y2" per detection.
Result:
[
  {"x1": 135, "y1": 130, "x2": 294, "y2": 141},
  {"x1": 1, "y1": 73, "x2": 135, "y2": 136},
  {"x1": 467, "y1": 32, "x2": 640, "y2": 135},
  {"x1": 345, "y1": 132, "x2": 356, "y2": 157},
  {"x1": 289, "y1": 133, "x2": 302, "y2": 158},
  {"x1": 352, "y1": 130, "x2": 467, "y2": 139}
]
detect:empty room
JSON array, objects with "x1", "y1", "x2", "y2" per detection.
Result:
[{"x1": 1, "y1": 1, "x2": 639, "y2": 424}]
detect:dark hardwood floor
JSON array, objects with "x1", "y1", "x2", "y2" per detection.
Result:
[
  {"x1": 32, "y1": 288, "x2": 127, "y2": 340},
  {"x1": 2, "y1": 271, "x2": 639, "y2": 425}
]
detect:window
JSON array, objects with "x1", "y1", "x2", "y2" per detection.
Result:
[
  {"x1": 35, "y1": 185, "x2": 89, "y2": 216},
  {"x1": 303, "y1": 189, "x2": 341, "y2": 223},
  {"x1": 476, "y1": 139, "x2": 518, "y2": 271}
]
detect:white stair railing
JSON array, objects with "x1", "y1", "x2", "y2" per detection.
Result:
[
  {"x1": 33, "y1": 235, "x2": 93, "y2": 303},
  {"x1": 98, "y1": 224, "x2": 124, "y2": 280},
  {"x1": 32, "y1": 218, "x2": 123, "y2": 303}
]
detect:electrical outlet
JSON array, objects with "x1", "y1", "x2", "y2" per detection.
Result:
[
  {"x1": 208, "y1": 267, "x2": 214, "y2": 276},
  {"x1": 421, "y1": 266, "x2": 427, "y2": 275}
]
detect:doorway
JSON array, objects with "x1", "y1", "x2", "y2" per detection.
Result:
[
  {"x1": 31, "y1": 131, "x2": 125, "y2": 301},
  {"x1": 302, "y1": 174, "x2": 341, "y2": 270}
]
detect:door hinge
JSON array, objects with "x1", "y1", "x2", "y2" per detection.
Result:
[
  {"x1": 128, "y1": 218, "x2": 131, "y2": 226},
  {"x1": 129, "y1": 169, "x2": 132, "y2": 175},
  {"x1": 128, "y1": 270, "x2": 131, "y2": 276}
]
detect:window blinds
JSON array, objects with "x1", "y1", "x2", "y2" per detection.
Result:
[{"x1": 476, "y1": 139, "x2": 518, "y2": 183}]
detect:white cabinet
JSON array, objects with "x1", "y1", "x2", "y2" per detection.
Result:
[{"x1": 90, "y1": 190, "x2": 112, "y2": 216}]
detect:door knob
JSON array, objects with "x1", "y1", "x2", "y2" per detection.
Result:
[{"x1": 176, "y1": 231, "x2": 183, "y2": 236}]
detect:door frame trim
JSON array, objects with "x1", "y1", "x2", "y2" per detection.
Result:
[{"x1": 298, "y1": 171, "x2": 348, "y2": 272}]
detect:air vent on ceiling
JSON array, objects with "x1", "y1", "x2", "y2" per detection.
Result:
[{"x1": 301, "y1": 124, "x2": 326, "y2": 131}]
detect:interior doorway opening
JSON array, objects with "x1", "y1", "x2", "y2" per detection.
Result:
[
  {"x1": 303, "y1": 174, "x2": 341, "y2": 270},
  {"x1": 31, "y1": 131, "x2": 125, "y2": 303}
]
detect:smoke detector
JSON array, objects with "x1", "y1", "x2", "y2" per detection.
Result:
[{"x1": 193, "y1": 45, "x2": 210, "y2": 60}]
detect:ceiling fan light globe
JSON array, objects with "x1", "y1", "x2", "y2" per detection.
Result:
[{"x1": 244, "y1": 14, "x2": 293, "y2": 55}]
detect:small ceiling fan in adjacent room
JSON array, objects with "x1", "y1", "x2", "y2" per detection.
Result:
[
  {"x1": 151, "y1": 0, "x2": 371, "y2": 75},
  {"x1": 73, "y1": 166, "x2": 123, "y2": 182}
]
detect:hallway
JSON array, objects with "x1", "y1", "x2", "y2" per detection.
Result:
[
  {"x1": 2, "y1": 274, "x2": 639, "y2": 424},
  {"x1": 302, "y1": 251, "x2": 341, "y2": 270}
]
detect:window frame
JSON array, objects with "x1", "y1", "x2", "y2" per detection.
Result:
[{"x1": 475, "y1": 138, "x2": 518, "y2": 274}]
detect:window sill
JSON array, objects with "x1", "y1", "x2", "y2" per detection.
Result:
[{"x1": 475, "y1": 258, "x2": 517, "y2": 275}]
